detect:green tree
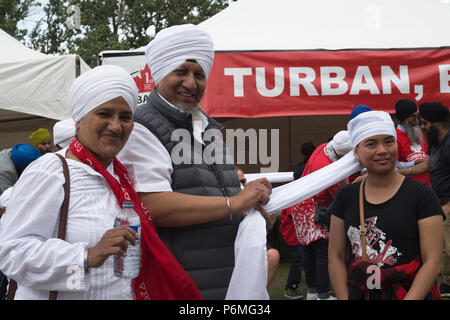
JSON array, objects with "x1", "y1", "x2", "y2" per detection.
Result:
[
  {"x1": 66, "y1": 0, "x2": 130, "y2": 67},
  {"x1": 20, "y1": 0, "x2": 235, "y2": 67},
  {"x1": 0, "y1": 0, "x2": 37, "y2": 40},
  {"x1": 121, "y1": 0, "x2": 231, "y2": 50},
  {"x1": 30, "y1": 0, "x2": 76, "y2": 54}
]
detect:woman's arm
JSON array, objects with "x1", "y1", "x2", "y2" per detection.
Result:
[
  {"x1": 328, "y1": 214, "x2": 349, "y2": 300},
  {"x1": 0, "y1": 158, "x2": 87, "y2": 292},
  {"x1": 404, "y1": 215, "x2": 443, "y2": 300}
]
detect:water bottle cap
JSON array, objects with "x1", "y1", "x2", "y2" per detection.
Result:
[{"x1": 123, "y1": 201, "x2": 134, "y2": 208}]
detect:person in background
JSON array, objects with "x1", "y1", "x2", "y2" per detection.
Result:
[
  {"x1": 394, "y1": 99, "x2": 430, "y2": 185},
  {"x1": 350, "y1": 105, "x2": 372, "y2": 121},
  {"x1": 280, "y1": 206, "x2": 305, "y2": 299},
  {"x1": 401, "y1": 102, "x2": 450, "y2": 297},
  {"x1": 329, "y1": 111, "x2": 444, "y2": 300},
  {"x1": 293, "y1": 142, "x2": 315, "y2": 180},
  {"x1": 53, "y1": 119, "x2": 76, "y2": 151},
  {"x1": 290, "y1": 130, "x2": 353, "y2": 300},
  {"x1": 29, "y1": 128, "x2": 53, "y2": 154},
  {"x1": 0, "y1": 144, "x2": 41, "y2": 300},
  {"x1": 0, "y1": 144, "x2": 41, "y2": 195}
]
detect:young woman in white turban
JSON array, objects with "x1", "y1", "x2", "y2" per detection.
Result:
[
  {"x1": 0, "y1": 65, "x2": 201, "y2": 300},
  {"x1": 328, "y1": 111, "x2": 444, "y2": 300}
]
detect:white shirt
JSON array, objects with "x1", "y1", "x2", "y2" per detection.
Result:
[
  {"x1": 117, "y1": 94, "x2": 209, "y2": 194},
  {"x1": 0, "y1": 149, "x2": 133, "y2": 300},
  {"x1": 156, "y1": 91, "x2": 209, "y2": 147}
]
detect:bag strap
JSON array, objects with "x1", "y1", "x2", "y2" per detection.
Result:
[
  {"x1": 7, "y1": 154, "x2": 70, "y2": 300},
  {"x1": 48, "y1": 154, "x2": 70, "y2": 300},
  {"x1": 359, "y1": 178, "x2": 368, "y2": 262}
]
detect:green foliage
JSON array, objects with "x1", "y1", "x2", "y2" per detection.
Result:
[
  {"x1": 0, "y1": 0, "x2": 37, "y2": 40},
  {"x1": 4, "y1": 0, "x2": 235, "y2": 68}
]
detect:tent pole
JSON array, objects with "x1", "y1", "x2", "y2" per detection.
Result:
[{"x1": 75, "y1": 56, "x2": 81, "y2": 77}]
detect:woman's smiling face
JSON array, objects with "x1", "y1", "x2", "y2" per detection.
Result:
[
  {"x1": 75, "y1": 96, "x2": 133, "y2": 167},
  {"x1": 354, "y1": 134, "x2": 398, "y2": 174}
]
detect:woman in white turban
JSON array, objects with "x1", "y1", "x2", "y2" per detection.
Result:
[
  {"x1": 328, "y1": 111, "x2": 444, "y2": 300},
  {"x1": 0, "y1": 65, "x2": 200, "y2": 300}
]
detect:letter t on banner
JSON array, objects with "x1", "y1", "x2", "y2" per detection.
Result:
[{"x1": 224, "y1": 68, "x2": 252, "y2": 97}]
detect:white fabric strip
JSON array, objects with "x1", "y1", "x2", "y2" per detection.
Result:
[
  {"x1": 245, "y1": 172, "x2": 294, "y2": 184},
  {"x1": 226, "y1": 151, "x2": 361, "y2": 300}
]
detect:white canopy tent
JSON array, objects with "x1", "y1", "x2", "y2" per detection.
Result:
[
  {"x1": 99, "y1": 0, "x2": 450, "y2": 174},
  {"x1": 0, "y1": 28, "x2": 90, "y2": 149},
  {"x1": 199, "y1": 0, "x2": 450, "y2": 50}
]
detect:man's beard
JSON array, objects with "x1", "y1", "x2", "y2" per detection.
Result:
[
  {"x1": 173, "y1": 103, "x2": 199, "y2": 114},
  {"x1": 424, "y1": 125, "x2": 440, "y2": 146},
  {"x1": 403, "y1": 121, "x2": 423, "y2": 146}
]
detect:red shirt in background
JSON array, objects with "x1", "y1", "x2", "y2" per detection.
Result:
[
  {"x1": 289, "y1": 143, "x2": 348, "y2": 245},
  {"x1": 396, "y1": 127, "x2": 430, "y2": 185}
]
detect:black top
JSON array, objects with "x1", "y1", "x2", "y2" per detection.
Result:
[
  {"x1": 428, "y1": 131, "x2": 450, "y2": 206},
  {"x1": 329, "y1": 177, "x2": 444, "y2": 267}
]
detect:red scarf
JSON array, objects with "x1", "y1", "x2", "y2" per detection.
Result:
[{"x1": 69, "y1": 136, "x2": 203, "y2": 300}]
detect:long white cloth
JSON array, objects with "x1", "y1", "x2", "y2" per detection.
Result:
[
  {"x1": 225, "y1": 151, "x2": 361, "y2": 300},
  {"x1": 245, "y1": 172, "x2": 294, "y2": 184}
]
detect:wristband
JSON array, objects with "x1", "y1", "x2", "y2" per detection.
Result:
[
  {"x1": 84, "y1": 248, "x2": 90, "y2": 275},
  {"x1": 225, "y1": 196, "x2": 232, "y2": 218}
]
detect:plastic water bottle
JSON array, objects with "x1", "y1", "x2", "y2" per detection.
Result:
[{"x1": 113, "y1": 201, "x2": 141, "y2": 279}]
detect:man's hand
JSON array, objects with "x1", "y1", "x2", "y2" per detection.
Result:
[
  {"x1": 257, "y1": 206, "x2": 276, "y2": 232},
  {"x1": 230, "y1": 178, "x2": 272, "y2": 214}
]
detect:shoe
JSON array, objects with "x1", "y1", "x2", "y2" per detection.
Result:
[
  {"x1": 317, "y1": 295, "x2": 337, "y2": 300},
  {"x1": 306, "y1": 292, "x2": 318, "y2": 300},
  {"x1": 284, "y1": 288, "x2": 303, "y2": 300},
  {"x1": 440, "y1": 283, "x2": 450, "y2": 298}
]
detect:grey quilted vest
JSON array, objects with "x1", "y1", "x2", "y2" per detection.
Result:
[{"x1": 134, "y1": 89, "x2": 242, "y2": 299}]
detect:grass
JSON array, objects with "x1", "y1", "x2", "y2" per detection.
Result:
[
  {"x1": 267, "y1": 262, "x2": 449, "y2": 300},
  {"x1": 268, "y1": 262, "x2": 308, "y2": 300}
]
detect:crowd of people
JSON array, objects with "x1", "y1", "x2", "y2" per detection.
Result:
[{"x1": 0, "y1": 23, "x2": 448, "y2": 300}]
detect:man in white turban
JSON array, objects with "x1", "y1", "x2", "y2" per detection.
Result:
[{"x1": 118, "y1": 24, "x2": 272, "y2": 300}]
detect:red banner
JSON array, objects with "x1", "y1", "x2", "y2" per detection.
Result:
[{"x1": 201, "y1": 49, "x2": 450, "y2": 117}]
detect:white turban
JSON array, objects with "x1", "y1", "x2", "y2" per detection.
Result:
[
  {"x1": 347, "y1": 111, "x2": 397, "y2": 148},
  {"x1": 53, "y1": 119, "x2": 75, "y2": 148},
  {"x1": 69, "y1": 65, "x2": 138, "y2": 123},
  {"x1": 145, "y1": 24, "x2": 214, "y2": 84},
  {"x1": 326, "y1": 130, "x2": 352, "y2": 161}
]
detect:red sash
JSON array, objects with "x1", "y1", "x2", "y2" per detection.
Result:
[{"x1": 69, "y1": 136, "x2": 203, "y2": 300}]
